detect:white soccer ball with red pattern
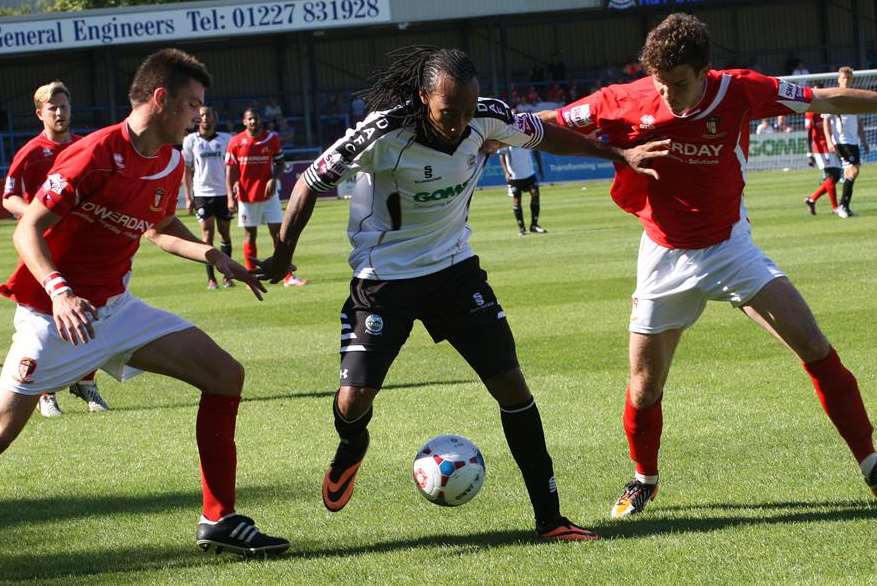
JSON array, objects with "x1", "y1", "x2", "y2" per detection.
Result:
[{"x1": 413, "y1": 435, "x2": 485, "y2": 506}]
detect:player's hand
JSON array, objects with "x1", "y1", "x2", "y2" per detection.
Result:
[
  {"x1": 185, "y1": 198, "x2": 195, "y2": 215},
  {"x1": 807, "y1": 154, "x2": 816, "y2": 167},
  {"x1": 227, "y1": 196, "x2": 237, "y2": 214},
  {"x1": 265, "y1": 178, "x2": 278, "y2": 199},
  {"x1": 827, "y1": 143, "x2": 836, "y2": 153},
  {"x1": 622, "y1": 139, "x2": 671, "y2": 180},
  {"x1": 52, "y1": 291, "x2": 98, "y2": 346},
  {"x1": 480, "y1": 139, "x2": 504, "y2": 155},
  {"x1": 253, "y1": 254, "x2": 298, "y2": 285},
  {"x1": 210, "y1": 252, "x2": 267, "y2": 301}
]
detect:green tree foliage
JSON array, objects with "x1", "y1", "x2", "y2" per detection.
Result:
[{"x1": 0, "y1": 0, "x2": 187, "y2": 17}]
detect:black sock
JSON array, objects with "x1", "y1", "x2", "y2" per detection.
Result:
[
  {"x1": 333, "y1": 392, "x2": 372, "y2": 449},
  {"x1": 206, "y1": 263, "x2": 216, "y2": 281},
  {"x1": 842, "y1": 179, "x2": 854, "y2": 208},
  {"x1": 500, "y1": 398, "x2": 560, "y2": 527},
  {"x1": 530, "y1": 197, "x2": 541, "y2": 226},
  {"x1": 513, "y1": 206, "x2": 525, "y2": 229},
  {"x1": 220, "y1": 241, "x2": 232, "y2": 258}
]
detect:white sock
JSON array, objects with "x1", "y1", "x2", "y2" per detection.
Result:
[
  {"x1": 859, "y1": 452, "x2": 877, "y2": 477},
  {"x1": 635, "y1": 472, "x2": 659, "y2": 485},
  {"x1": 199, "y1": 512, "x2": 237, "y2": 525}
]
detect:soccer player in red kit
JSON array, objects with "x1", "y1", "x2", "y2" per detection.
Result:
[
  {"x1": 0, "y1": 49, "x2": 287, "y2": 557},
  {"x1": 226, "y1": 108, "x2": 306, "y2": 286},
  {"x1": 544, "y1": 13, "x2": 877, "y2": 517},
  {"x1": 2, "y1": 80, "x2": 109, "y2": 417},
  {"x1": 803, "y1": 106, "x2": 841, "y2": 215}
]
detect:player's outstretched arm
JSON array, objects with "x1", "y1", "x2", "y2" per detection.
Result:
[
  {"x1": 810, "y1": 87, "x2": 877, "y2": 114},
  {"x1": 258, "y1": 175, "x2": 317, "y2": 284},
  {"x1": 536, "y1": 122, "x2": 670, "y2": 180},
  {"x1": 13, "y1": 199, "x2": 98, "y2": 345},
  {"x1": 145, "y1": 216, "x2": 266, "y2": 300}
]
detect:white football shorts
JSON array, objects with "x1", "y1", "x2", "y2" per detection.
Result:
[
  {"x1": 0, "y1": 293, "x2": 192, "y2": 395},
  {"x1": 629, "y1": 215, "x2": 785, "y2": 334},
  {"x1": 814, "y1": 152, "x2": 841, "y2": 170},
  {"x1": 238, "y1": 194, "x2": 283, "y2": 228}
]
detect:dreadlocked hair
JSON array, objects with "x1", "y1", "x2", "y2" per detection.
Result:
[{"x1": 358, "y1": 46, "x2": 478, "y2": 142}]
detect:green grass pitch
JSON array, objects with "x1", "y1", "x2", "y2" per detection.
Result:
[{"x1": 0, "y1": 169, "x2": 875, "y2": 584}]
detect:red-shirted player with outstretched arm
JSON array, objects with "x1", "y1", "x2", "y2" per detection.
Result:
[
  {"x1": 542, "y1": 13, "x2": 877, "y2": 518},
  {"x1": 0, "y1": 49, "x2": 287, "y2": 557},
  {"x1": 226, "y1": 107, "x2": 306, "y2": 287},
  {"x1": 2, "y1": 81, "x2": 110, "y2": 417}
]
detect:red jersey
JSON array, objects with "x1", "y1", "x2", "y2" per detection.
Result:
[
  {"x1": 556, "y1": 69, "x2": 812, "y2": 248},
  {"x1": 0, "y1": 120, "x2": 183, "y2": 314},
  {"x1": 3, "y1": 133, "x2": 81, "y2": 204},
  {"x1": 805, "y1": 112, "x2": 830, "y2": 154},
  {"x1": 225, "y1": 130, "x2": 283, "y2": 203}
]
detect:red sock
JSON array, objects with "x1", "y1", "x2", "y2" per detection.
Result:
[
  {"x1": 197, "y1": 393, "x2": 240, "y2": 521},
  {"x1": 804, "y1": 347, "x2": 875, "y2": 463},
  {"x1": 623, "y1": 388, "x2": 662, "y2": 476},
  {"x1": 825, "y1": 178, "x2": 838, "y2": 209},
  {"x1": 242, "y1": 242, "x2": 258, "y2": 271},
  {"x1": 809, "y1": 181, "x2": 827, "y2": 202}
]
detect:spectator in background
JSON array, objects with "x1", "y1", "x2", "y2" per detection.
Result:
[
  {"x1": 350, "y1": 94, "x2": 366, "y2": 123},
  {"x1": 526, "y1": 86, "x2": 541, "y2": 105},
  {"x1": 263, "y1": 97, "x2": 283, "y2": 123},
  {"x1": 548, "y1": 52, "x2": 566, "y2": 83},
  {"x1": 546, "y1": 83, "x2": 565, "y2": 104},
  {"x1": 276, "y1": 116, "x2": 295, "y2": 147}
]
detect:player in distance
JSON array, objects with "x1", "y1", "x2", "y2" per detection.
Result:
[
  {"x1": 822, "y1": 66, "x2": 868, "y2": 218},
  {"x1": 258, "y1": 46, "x2": 669, "y2": 541},
  {"x1": 0, "y1": 49, "x2": 287, "y2": 557},
  {"x1": 541, "y1": 12, "x2": 877, "y2": 518},
  {"x1": 226, "y1": 107, "x2": 307, "y2": 287},
  {"x1": 803, "y1": 91, "x2": 841, "y2": 216},
  {"x1": 183, "y1": 106, "x2": 235, "y2": 289},
  {"x1": 2, "y1": 80, "x2": 109, "y2": 417}
]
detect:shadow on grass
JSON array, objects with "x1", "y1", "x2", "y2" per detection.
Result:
[
  {"x1": 0, "y1": 529, "x2": 537, "y2": 582},
  {"x1": 594, "y1": 498, "x2": 877, "y2": 540},
  {"x1": 2, "y1": 499, "x2": 875, "y2": 580},
  {"x1": 108, "y1": 379, "x2": 475, "y2": 413},
  {"x1": 0, "y1": 484, "x2": 296, "y2": 529}
]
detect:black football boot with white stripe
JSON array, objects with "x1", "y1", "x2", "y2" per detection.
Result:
[{"x1": 196, "y1": 513, "x2": 289, "y2": 558}]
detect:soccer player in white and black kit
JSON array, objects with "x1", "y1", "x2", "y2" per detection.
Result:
[
  {"x1": 183, "y1": 106, "x2": 234, "y2": 289},
  {"x1": 498, "y1": 145, "x2": 545, "y2": 235},
  {"x1": 824, "y1": 66, "x2": 868, "y2": 217},
  {"x1": 259, "y1": 47, "x2": 669, "y2": 541}
]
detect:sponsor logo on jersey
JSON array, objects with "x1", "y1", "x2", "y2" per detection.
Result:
[
  {"x1": 473, "y1": 292, "x2": 484, "y2": 306},
  {"x1": 41, "y1": 147, "x2": 53, "y2": 158},
  {"x1": 413, "y1": 179, "x2": 471, "y2": 203},
  {"x1": 113, "y1": 153, "x2": 125, "y2": 169},
  {"x1": 150, "y1": 188, "x2": 165, "y2": 212},
  {"x1": 316, "y1": 151, "x2": 346, "y2": 183},
  {"x1": 670, "y1": 142, "x2": 724, "y2": 158},
  {"x1": 365, "y1": 314, "x2": 384, "y2": 335},
  {"x1": 777, "y1": 80, "x2": 807, "y2": 102},
  {"x1": 467, "y1": 155, "x2": 477, "y2": 168},
  {"x1": 42, "y1": 172, "x2": 67, "y2": 195},
  {"x1": 514, "y1": 113, "x2": 537, "y2": 136},
  {"x1": 566, "y1": 104, "x2": 592, "y2": 128},
  {"x1": 4, "y1": 176, "x2": 14, "y2": 195},
  {"x1": 639, "y1": 114, "x2": 656, "y2": 130},
  {"x1": 424, "y1": 165, "x2": 433, "y2": 179},
  {"x1": 77, "y1": 201, "x2": 156, "y2": 234},
  {"x1": 14, "y1": 357, "x2": 37, "y2": 384}
]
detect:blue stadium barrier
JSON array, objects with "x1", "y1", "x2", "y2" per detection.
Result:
[{"x1": 477, "y1": 152, "x2": 617, "y2": 188}]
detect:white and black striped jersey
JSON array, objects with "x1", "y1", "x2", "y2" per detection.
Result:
[
  {"x1": 304, "y1": 98, "x2": 544, "y2": 280},
  {"x1": 182, "y1": 131, "x2": 232, "y2": 197},
  {"x1": 498, "y1": 145, "x2": 536, "y2": 180},
  {"x1": 826, "y1": 113, "x2": 860, "y2": 146}
]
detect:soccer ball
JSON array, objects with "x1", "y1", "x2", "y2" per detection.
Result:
[{"x1": 412, "y1": 435, "x2": 485, "y2": 506}]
